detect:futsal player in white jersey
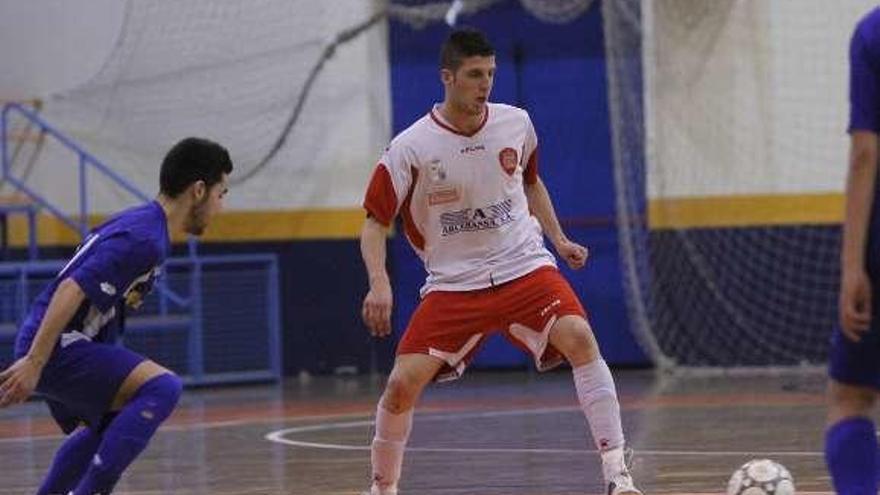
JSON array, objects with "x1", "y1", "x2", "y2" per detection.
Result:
[{"x1": 359, "y1": 28, "x2": 642, "y2": 495}]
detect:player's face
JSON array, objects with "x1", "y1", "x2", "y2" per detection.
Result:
[
  {"x1": 185, "y1": 173, "x2": 229, "y2": 236},
  {"x1": 444, "y1": 55, "x2": 495, "y2": 116}
]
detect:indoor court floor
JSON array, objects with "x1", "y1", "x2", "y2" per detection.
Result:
[{"x1": 0, "y1": 368, "x2": 838, "y2": 495}]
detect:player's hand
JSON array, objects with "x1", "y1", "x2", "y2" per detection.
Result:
[
  {"x1": 556, "y1": 239, "x2": 589, "y2": 270},
  {"x1": 0, "y1": 355, "x2": 43, "y2": 407},
  {"x1": 839, "y1": 267, "x2": 872, "y2": 342},
  {"x1": 362, "y1": 277, "x2": 393, "y2": 337}
]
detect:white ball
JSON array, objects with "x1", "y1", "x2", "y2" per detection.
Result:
[{"x1": 726, "y1": 459, "x2": 795, "y2": 495}]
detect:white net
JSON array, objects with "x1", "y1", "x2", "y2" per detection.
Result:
[
  {"x1": 30, "y1": 0, "x2": 391, "y2": 214},
  {"x1": 605, "y1": 0, "x2": 877, "y2": 367},
  {"x1": 7, "y1": 0, "x2": 594, "y2": 216}
]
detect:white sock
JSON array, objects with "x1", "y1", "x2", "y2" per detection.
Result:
[
  {"x1": 600, "y1": 445, "x2": 629, "y2": 481},
  {"x1": 573, "y1": 359, "x2": 626, "y2": 455},
  {"x1": 371, "y1": 405, "x2": 413, "y2": 490}
]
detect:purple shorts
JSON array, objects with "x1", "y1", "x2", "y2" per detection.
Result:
[
  {"x1": 829, "y1": 323, "x2": 880, "y2": 390},
  {"x1": 31, "y1": 339, "x2": 145, "y2": 433}
]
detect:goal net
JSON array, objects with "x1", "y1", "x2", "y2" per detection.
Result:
[{"x1": 605, "y1": 0, "x2": 877, "y2": 367}]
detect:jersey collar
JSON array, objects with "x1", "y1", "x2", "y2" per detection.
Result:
[{"x1": 430, "y1": 104, "x2": 489, "y2": 138}]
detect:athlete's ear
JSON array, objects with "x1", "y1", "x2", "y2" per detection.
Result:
[
  {"x1": 441, "y1": 68, "x2": 454, "y2": 86},
  {"x1": 191, "y1": 180, "x2": 207, "y2": 202}
]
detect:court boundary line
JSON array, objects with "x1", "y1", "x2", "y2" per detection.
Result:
[{"x1": 264, "y1": 407, "x2": 824, "y2": 457}]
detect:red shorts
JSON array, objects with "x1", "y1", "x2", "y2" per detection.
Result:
[{"x1": 398, "y1": 266, "x2": 587, "y2": 381}]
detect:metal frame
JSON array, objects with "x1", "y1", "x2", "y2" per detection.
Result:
[
  {"x1": 0, "y1": 255, "x2": 282, "y2": 384},
  {"x1": 2, "y1": 103, "x2": 150, "y2": 236},
  {"x1": 0, "y1": 103, "x2": 282, "y2": 384},
  {"x1": 0, "y1": 102, "x2": 199, "y2": 256}
]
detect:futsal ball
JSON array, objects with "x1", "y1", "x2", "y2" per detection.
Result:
[{"x1": 726, "y1": 459, "x2": 795, "y2": 495}]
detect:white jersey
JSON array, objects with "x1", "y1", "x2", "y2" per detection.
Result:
[{"x1": 364, "y1": 103, "x2": 557, "y2": 295}]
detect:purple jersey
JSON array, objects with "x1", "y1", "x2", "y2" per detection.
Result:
[
  {"x1": 849, "y1": 7, "x2": 880, "y2": 133},
  {"x1": 14, "y1": 201, "x2": 170, "y2": 357}
]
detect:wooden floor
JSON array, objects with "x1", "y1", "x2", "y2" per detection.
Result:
[{"x1": 0, "y1": 368, "x2": 844, "y2": 494}]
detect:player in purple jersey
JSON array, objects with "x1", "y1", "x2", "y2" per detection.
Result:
[
  {"x1": 826, "y1": 7, "x2": 880, "y2": 495},
  {"x1": 0, "y1": 137, "x2": 231, "y2": 495}
]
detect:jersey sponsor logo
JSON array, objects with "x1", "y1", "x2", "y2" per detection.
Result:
[
  {"x1": 123, "y1": 266, "x2": 160, "y2": 309},
  {"x1": 540, "y1": 298, "x2": 562, "y2": 317},
  {"x1": 460, "y1": 144, "x2": 486, "y2": 154},
  {"x1": 440, "y1": 199, "x2": 514, "y2": 236},
  {"x1": 428, "y1": 159, "x2": 447, "y2": 182},
  {"x1": 427, "y1": 159, "x2": 459, "y2": 205},
  {"x1": 498, "y1": 147, "x2": 519, "y2": 176},
  {"x1": 428, "y1": 187, "x2": 460, "y2": 205},
  {"x1": 100, "y1": 282, "x2": 117, "y2": 296}
]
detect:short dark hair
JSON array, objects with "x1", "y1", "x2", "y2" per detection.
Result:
[
  {"x1": 159, "y1": 137, "x2": 233, "y2": 198},
  {"x1": 440, "y1": 27, "x2": 495, "y2": 71}
]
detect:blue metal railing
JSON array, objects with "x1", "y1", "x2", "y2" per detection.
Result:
[
  {"x1": 0, "y1": 101, "x2": 193, "y2": 297},
  {"x1": 0, "y1": 255, "x2": 282, "y2": 384},
  {"x1": 1, "y1": 102, "x2": 150, "y2": 237}
]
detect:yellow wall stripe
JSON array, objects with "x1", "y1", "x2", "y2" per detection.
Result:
[
  {"x1": 1, "y1": 194, "x2": 844, "y2": 247},
  {"x1": 4, "y1": 208, "x2": 367, "y2": 247},
  {"x1": 649, "y1": 193, "x2": 844, "y2": 229},
  {"x1": 194, "y1": 209, "x2": 365, "y2": 242}
]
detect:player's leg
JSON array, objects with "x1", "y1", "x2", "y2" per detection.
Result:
[
  {"x1": 367, "y1": 288, "x2": 492, "y2": 495},
  {"x1": 826, "y1": 380, "x2": 877, "y2": 495},
  {"x1": 501, "y1": 267, "x2": 639, "y2": 495},
  {"x1": 71, "y1": 359, "x2": 181, "y2": 495},
  {"x1": 825, "y1": 323, "x2": 880, "y2": 495},
  {"x1": 368, "y1": 353, "x2": 444, "y2": 495},
  {"x1": 548, "y1": 315, "x2": 640, "y2": 495},
  {"x1": 30, "y1": 340, "x2": 146, "y2": 494},
  {"x1": 36, "y1": 426, "x2": 102, "y2": 495}
]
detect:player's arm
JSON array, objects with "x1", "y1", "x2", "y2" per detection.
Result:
[
  {"x1": 524, "y1": 177, "x2": 566, "y2": 248},
  {"x1": 0, "y1": 278, "x2": 85, "y2": 406},
  {"x1": 839, "y1": 24, "x2": 879, "y2": 341},
  {"x1": 361, "y1": 216, "x2": 393, "y2": 337},
  {"x1": 524, "y1": 177, "x2": 588, "y2": 270},
  {"x1": 362, "y1": 157, "x2": 405, "y2": 338},
  {"x1": 839, "y1": 131, "x2": 877, "y2": 340}
]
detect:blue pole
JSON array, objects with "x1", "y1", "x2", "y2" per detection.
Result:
[
  {"x1": 267, "y1": 258, "x2": 282, "y2": 379},
  {"x1": 17, "y1": 268, "x2": 27, "y2": 324},
  {"x1": 1, "y1": 104, "x2": 8, "y2": 180},
  {"x1": 187, "y1": 259, "x2": 205, "y2": 383},
  {"x1": 158, "y1": 275, "x2": 168, "y2": 316},
  {"x1": 188, "y1": 236, "x2": 197, "y2": 258},
  {"x1": 27, "y1": 207, "x2": 36, "y2": 260}
]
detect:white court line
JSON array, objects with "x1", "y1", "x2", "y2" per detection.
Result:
[
  {"x1": 0, "y1": 407, "x2": 578, "y2": 445},
  {"x1": 0, "y1": 408, "x2": 382, "y2": 445},
  {"x1": 264, "y1": 407, "x2": 824, "y2": 457}
]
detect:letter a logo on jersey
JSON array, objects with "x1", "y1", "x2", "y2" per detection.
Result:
[{"x1": 498, "y1": 147, "x2": 518, "y2": 176}]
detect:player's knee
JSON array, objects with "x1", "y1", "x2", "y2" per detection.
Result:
[
  {"x1": 382, "y1": 375, "x2": 421, "y2": 414},
  {"x1": 136, "y1": 373, "x2": 183, "y2": 424},
  {"x1": 552, "y1": 318, "x2": 599, "y2": 365}
]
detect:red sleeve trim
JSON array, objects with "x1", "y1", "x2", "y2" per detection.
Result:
[
  {"x1": 524, "y1": 147, "x2": 539, "y2": 185},
  {"x1": 363, "y1": 164, "x2": 397, "y2": 227},
  {"x1": 399, "y1": 167, "x2": 425, "y2": 251}
]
